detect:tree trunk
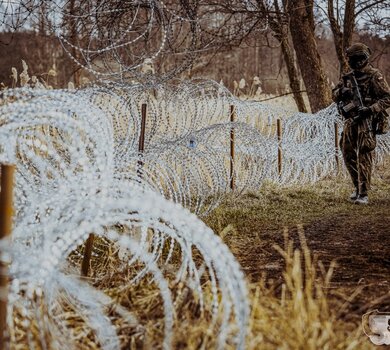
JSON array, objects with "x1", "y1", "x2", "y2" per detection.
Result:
[
  {"x1": 69, "y1": 0, "x2": 81, "y2": 86},
  {"x1": 279, "y1": 36, "x2": 308, "y2": 112},
  {"x1": 327, "y1": 0, "x2": 355, "y2": 74},
  {"x1": 285, "y1": 0, "x2": 332, "y2": 112},
  {"x1": 272, "y1": 0, "x2": 307, "y2": 112},
  {"x1": 327, "y1": 0, "x2": 349, "y2": 74},
  {"x1": 343, "y1": 0, "x2": 355, "y2": 52},
  {"x1": 38, "y1": 3, "x2": 46, "y2": 36}
]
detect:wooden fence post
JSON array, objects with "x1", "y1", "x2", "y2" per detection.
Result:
[
  {"x1": 230, "y1": 105, "x2": 235, "y2": 191},
  {"x1": 334, "y1": 122, "x2": 340, "y2": 173},
  {"x1": 137, "y1": 103, "x2": 147, "y2": 179},
  {"x1": 277, "y1": 119, "x2": 282, "y2": 176},
  {"x1": 80, "y1": 233, "x2": 95, "y2": 277},
  {"x1": 0, "y1": 164, "x2": 15, "y2": 349},
  {"x1": 80, "y1": 104, "x2": 148, "y2": 278}
]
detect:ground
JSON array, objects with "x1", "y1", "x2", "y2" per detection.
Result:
[{"x1": 205, "y1": 164, "x2": 390, "y2": 324}]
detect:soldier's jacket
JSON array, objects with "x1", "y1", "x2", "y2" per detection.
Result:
[{"x1": 332, "y1": 64, "x2": 390, "y2": 116}]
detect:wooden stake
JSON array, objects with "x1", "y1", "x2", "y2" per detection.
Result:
[
  {"x1": 334, "y1": 122, "x2": 340, "y2": 173},
  {"x1": 277, "y1": 119, "x2": 282, "y2": 176},
  {"x1": 137, "y1": 103, "x2": 147, "y2": 179},
  {"x1": 139, "y1": 104, "x2": 147, "y2": 153},
  {"x1": 230, "y1": 105, "x2": 235, "y2": 191},
  {"x1": 0, "y1": 164, "x2": 15, "y2": 349},
  {"x1": 81, "y1": 234, "x2": 95, "y2": 277}
]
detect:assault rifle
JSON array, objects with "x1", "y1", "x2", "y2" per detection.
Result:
[{"x1": 338, "y1": 72, "x2": 365, "y2": 120}]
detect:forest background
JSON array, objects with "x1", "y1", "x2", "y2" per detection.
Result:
[{"x1": 0, "y1": 0, "x2": 389, "y2": 114}]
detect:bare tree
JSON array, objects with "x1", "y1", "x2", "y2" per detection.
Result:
[
  {"x1": 267, "y1": 0, "x2": 308, "y2": 112},
  {"x1": 1, "y1": 0, "x2": 385, "y2": 111},
  {"x1": 326, "y1": 0, "x2": 355, "y2": 73},
  {"x1": 320, "y1": 0, "x2": 388, "y2": 74},
  {"x1": 66, "y1": 0, "x2": 81, "y2": 86},
  {"x1": 198, "y1": 0, "x2": 308, "y2": 111},
  {"x1": 284, "y1": 0, "x2": 332, "y2": 112}
]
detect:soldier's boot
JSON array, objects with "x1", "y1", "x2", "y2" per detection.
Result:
[
  {"x1": 355, "y1": 182, "x2": 369, "y2": 205},
  {"x1": 354, "y1": 195, "x2": 369, "y2": 205},
  {"x1": 349, "y1": 189, "x2": 359, "y2": 201}
]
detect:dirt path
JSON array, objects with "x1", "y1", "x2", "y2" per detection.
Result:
[
  {"x1": 205, "y1": 183, "x2": 390, "y2": 318},
  {"x1": 234, "y1": 212, "x2": 390, "y2": 320}
]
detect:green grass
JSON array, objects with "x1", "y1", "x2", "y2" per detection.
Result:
[{"x1": 205, "y1": 173, "x2": 390, "y2": 234}]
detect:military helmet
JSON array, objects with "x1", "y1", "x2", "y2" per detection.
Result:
[
  {"x1": 346, "y1": 43, "x2": 371, "y2": 70},
  {"x1": 346, "y1": 43, "x2": 371, "y2": 58}
]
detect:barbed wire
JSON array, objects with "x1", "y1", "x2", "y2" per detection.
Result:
[
  {"x1": 0, "y1": 0, "x2": 270, "y2": 82},
  {"x1": 1, "y1": 1, "x2": 388, "y2": 348},
  {"x1": 1, "y1": 79, "x2": 390, "y2": 348},
  {"x1": 0, "y1": 84, "x2": 252, "y2": 349}
]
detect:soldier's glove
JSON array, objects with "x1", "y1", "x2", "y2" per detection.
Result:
[
  {"x1": 358, "y1": 106, "x2": 373, "y2": 119},
  {"x1": 341, "y1": 87, "x2": 353, "y2": 99}
]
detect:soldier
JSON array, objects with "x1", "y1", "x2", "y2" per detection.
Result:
[{"x1": 332, "y1": 43, "x2": 390, "y2": 204}]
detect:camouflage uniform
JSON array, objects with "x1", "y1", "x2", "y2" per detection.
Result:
[{"x1": 332, "y1": 43, "x2": 390, "y2": 199}]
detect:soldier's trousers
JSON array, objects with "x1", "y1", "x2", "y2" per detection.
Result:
[{"x1": 340, "y1": 119, "x2": 374, "y2": 196}]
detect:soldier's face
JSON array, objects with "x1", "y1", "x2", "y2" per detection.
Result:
[{"x1": 348, "y1": 54, "x2": 368, "y2": 70}]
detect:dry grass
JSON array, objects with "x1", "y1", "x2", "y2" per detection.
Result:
[
  {"x1": 201, "y1": 162, "x2": 390, "y2": 349},
  {"x1": 10, "y1": 161, "x2": 390, "y2": 349},
  {"x1": 246, "y1": 228, "x2": 376, "y2": 350},
  {"x1": 11, "y1": 226, "x2": 380, "y2": 349}
]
